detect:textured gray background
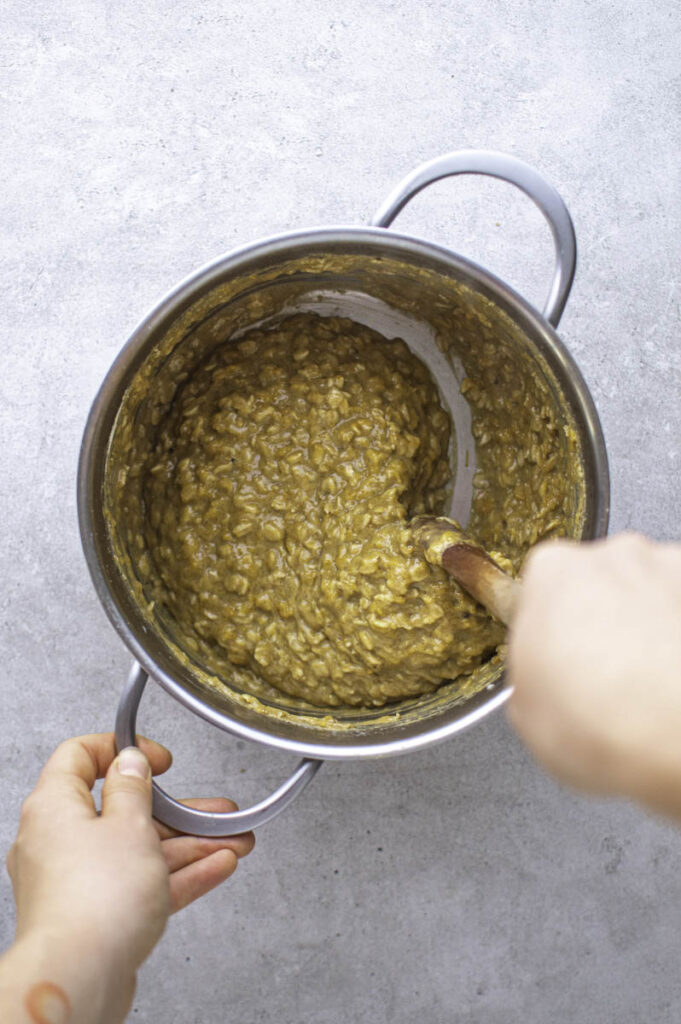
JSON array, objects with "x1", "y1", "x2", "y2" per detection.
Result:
[{"x1": 2, "y1": 1, "x2": 681, "y2": 1021}]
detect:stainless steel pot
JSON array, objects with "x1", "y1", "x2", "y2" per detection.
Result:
[{"x1": 78, "y1": 151, "x2": 610, "y2": 836}]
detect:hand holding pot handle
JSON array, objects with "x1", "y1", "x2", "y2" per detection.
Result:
[
  {"x1": 116, "y1": 663, "x2": 322, "y2": 837},
  {"x1": 371, "y1": 149, "x2": 577, "y2": 328}
]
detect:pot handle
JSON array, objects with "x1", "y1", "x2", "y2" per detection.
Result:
[
  {"x1": 115, "y1": 662, "x2": 322, "y2": 837},
  {"x1": 371, "y1": 150, "x2": 576, "y2": 328}
]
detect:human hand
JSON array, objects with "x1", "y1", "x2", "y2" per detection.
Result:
[
  {"x1": 507, "y1": 534, "x2": 681, "y2": 819},
  {"x1": 1, "y1": 733, "x2": 254, "y2": 1024}
]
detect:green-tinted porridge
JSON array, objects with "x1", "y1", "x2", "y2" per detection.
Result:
[{"x1": 113, "y1": 305, "x2": 579, "y2": 710}]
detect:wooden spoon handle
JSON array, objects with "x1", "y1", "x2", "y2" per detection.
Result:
[
  {"x1": 441, "y1": 544, "x2": 521, "y2": 626},
  {"x1": 410, "y1": 515, "x2": 520, "y2": 625}
]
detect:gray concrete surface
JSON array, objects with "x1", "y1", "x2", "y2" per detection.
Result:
[{"x1": 2, "y1": 1, "x2": 681, "y2": 1021}]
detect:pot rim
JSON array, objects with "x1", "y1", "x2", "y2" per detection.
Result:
[{"x1": 78, "y1": 225, "x2": 610, "y2": 759}]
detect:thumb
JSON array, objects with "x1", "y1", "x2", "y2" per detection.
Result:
[{"x1": 101, "y1": 746, "x2": 153, "y2": 820}]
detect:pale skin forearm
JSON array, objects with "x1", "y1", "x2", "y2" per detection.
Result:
[
  {"x1": 0, "y1": 928, "x2": 131, "y2": 1024},
  {"x1": 0, "y1": 735, "x2": 254, "y2": 1024},
  {"x1": 507, "y1": 534, "x2": 681, "y2": 820}
]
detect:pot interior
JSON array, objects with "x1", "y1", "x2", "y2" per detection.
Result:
[{"x1": 88, "y1": 236, "x2": 606, "y2": 756}]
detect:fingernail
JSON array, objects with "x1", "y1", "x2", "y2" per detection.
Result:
[{"x1": 117, "y1": 747, "x2": 150, "y2": 779}]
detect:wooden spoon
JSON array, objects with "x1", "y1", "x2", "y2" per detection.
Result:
[{"x1": 411, "y1": 515, "x2": 520, "y2": 626}]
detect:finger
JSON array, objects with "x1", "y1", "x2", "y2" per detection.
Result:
[
  {"x1": 38, "y1": 733, "x2": 172, "y2": 793},
  {"x1": 100, "y1": 747, "x2": 153, "y2": 821},
  {"x1": 137, "y1": 736, "x2": 173, "y2": 776},
  {"x1": 154, "y1": 797, "x2": 240, "y2": 840},
  {"x1": 162, "y1": 832, "x2": 255, "y2": 873},
  {"x1": 170, "y1": 849, "x2": 239, "y2": 913}
]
